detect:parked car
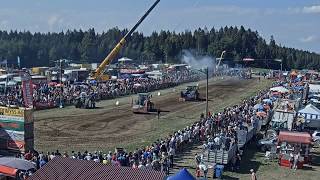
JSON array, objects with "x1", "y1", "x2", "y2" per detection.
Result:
[{"x1": 257, "y1": 136, "x2": 278, "y2": 152}]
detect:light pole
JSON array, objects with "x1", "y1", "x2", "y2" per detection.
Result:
[
  {"x1": 205, "y1": 67, "x2": 209, "y2": 119},
  {"x1": 59, "y1": 59, "x2": 63, "y2": 108}
]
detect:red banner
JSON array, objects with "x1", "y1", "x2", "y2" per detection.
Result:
[{"x1": 21, "y1": 72, "x2": 33, "y2": 108}]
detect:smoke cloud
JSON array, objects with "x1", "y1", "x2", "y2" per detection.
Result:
[{"x1": 181, "y1": 50, "x2": 216, "y2": 74}]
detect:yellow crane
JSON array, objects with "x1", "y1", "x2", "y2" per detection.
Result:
[{"x1": 91, "y1": 0, "x2": 160, "y2": 80}]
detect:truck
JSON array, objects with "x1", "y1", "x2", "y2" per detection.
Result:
[
  {"x1": 203, "y1": 122, "x2": 259, "y2": 165},
  {"x1": 270, "y1": 98, "x2": 301, "y2": 132},
  {"x1": 204, "y1": 144, "x2": 238, "y2": 165}
]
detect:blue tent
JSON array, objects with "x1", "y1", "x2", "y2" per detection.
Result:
[
  {"x1": 167, "y1": 168, "x2": 196, "y2": 180},
  {"x1": 254, "y1": 104, "x2": 264, "y2": 110},
  {"x1": 262, "y1": 99, "x2": 273, "y2": 104}
]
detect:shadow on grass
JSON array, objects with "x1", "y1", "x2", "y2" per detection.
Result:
[{"x1": 228, "y1": 140, "x2": 264, "y2": 175}]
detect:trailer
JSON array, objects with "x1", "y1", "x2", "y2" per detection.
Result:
[
  {"x1": 237, "y1": 121, "x2": 259, "y2": 149},
  {"x1": 203, "y1": 144, "x2": 238, "y2": 165},
  {"x1": 270, "y1": 99, "x2": 300, "y2": 131}
]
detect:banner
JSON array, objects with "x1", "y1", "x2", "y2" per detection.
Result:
[
  {"x1": 21, "y1": 72, "x2": 33, "y2": 108},
  {"x1": 0, "y1": 119, "x2": 24, "y2": 131},
  {"x1": 0, "y1": 107, "x2": 34, "y2": 153},
  {"x1": 0, "y1": 107, "x2": 24, "y2": 117}
]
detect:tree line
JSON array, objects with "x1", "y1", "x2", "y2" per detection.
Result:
[{"x1": 0, "y1": 26, "x2": 319, "y2": 70}]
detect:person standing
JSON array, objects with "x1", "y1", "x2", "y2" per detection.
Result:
[
  {"x1": 250, "y1": 169, "x2": 257, "y2": 180},
  {"x1": 293, "y1": 152, "x2": 300, "y2": 170}
]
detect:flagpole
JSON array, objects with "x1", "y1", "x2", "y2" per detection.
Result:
[{"x1": 5, "y1": 59, "x2": 8, "y2": 96}]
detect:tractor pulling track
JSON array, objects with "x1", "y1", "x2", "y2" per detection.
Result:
[{"x1": 34, "y1": 77, "x2": 260, "y2": 152}]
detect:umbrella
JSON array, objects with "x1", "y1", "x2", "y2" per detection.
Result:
[
  {"x1": 262, "y1": 99, "x2": 272, "y2": 104},
  {"x1": 253, "y1": 104, "x2": 264, "y2": 110},
  {"x1": 48, "y1": 82, "x2": 57, "y2": 86},
  {"x1": 55, "y1": 83, "x2": 64, "y2": 87},
  {"x1": 89, "y1": 80, "x2": 97, "y2": 84},
  {"x1": 0, "y1": 157, "x2": 36, "y2": 171}
]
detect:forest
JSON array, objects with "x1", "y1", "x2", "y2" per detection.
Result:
[{"x1": 0, "y1": 26, "x2": 319, "y2": 70}]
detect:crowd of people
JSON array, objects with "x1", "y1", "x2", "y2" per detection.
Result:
[
  {"x1": 15, "y1": 78, "x2": 274, "y2": 179},
  {"x1": 0, "y1": 70, "x2": 201, "y2": 108}
]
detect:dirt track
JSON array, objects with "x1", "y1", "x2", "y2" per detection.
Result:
[{"x1": 34, "y1": 77, "x2": 263, "y2": 152}]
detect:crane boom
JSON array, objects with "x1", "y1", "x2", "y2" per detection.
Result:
[{"x1": 91, "y1": 0, "x2": 160, "y2": 80}]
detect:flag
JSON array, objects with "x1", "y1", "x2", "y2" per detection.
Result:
[{"x1": 17, "y1": 56, "x2": 21, "y2": 68}]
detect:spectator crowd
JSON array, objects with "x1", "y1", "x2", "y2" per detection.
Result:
[
  {"x1": 15, "y1": 80, "x2": 274, "y2": 178},
  {"x1": 0, "y1": 70, "x2": 201, "y2": 109}
]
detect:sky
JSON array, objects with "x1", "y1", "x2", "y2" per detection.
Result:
[{"x1": 0, "y1": 0, "x2": 319, "y2": 53}]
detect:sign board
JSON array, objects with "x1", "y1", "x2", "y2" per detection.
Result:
[
  {"x1": 0, "y1": 107, "x2": 34, "y2": 153},
  {"x1": 20, "y1": 72, "x2": 34, "y2": 108}
]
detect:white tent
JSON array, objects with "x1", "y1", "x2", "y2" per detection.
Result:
[
  {"x1": 118, "y1": 57, "x2": 133, "y2": 62},
  {"x1": 298, "y1": 104, "x2": 320, "y2": 119},
  {"x1": 309, "y1": 84, "x2": 320, "y2": 93},
  {"x1": 270, "y1": 86, "x2": 289, "y2": 93}
]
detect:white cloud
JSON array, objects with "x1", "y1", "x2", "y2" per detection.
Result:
[
  {"x1": 47, "y1": 15, "x2": 64, "y2": 28},
  {"x1": 288, "y1": 5, "x2": 320, "y2": 14},
  {"x1": 300, "y1": 35, "x2": 318, "y2": 43},
  {"x1": 48, "y1": 15, "x2": 58, "y2": 27},
  {"x1": 302, "y1": 5, "x2": 320, "y2": 13}
]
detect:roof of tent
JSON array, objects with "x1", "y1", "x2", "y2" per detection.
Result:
[
  {"x1": 29, "y1": 157, "x2": 165, "y2": 180},
  {"x1": 309, "y1": 84, "x2": 320, "y2": 93},
  {"x1": 278, "y1": 131, "x2": 311, "y2": 144},
  {"x1": 0, "y1": 157, "x2": 36, "y2": 171},
  {"x1": 298, "y1": 104, "x2": 320, "y2": 115},
  {"x1": 118, "y1": 57, "x2": 133, "y2": 62},
  {"x1": 167, "y1": 168, "x2": 196, "y2": 180}
]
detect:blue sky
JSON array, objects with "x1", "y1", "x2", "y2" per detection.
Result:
[{"x1": 0, "y1": 0, "x2": 319, "y2": 53}]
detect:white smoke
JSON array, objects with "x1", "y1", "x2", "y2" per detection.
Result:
[{"x1": 181, "y1": 50, "x2": 216, "y2": 74}]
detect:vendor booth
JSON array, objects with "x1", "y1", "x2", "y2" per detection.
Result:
[
  {"x1": 298, "y1": 104, "x2": 320, "y2": 129},
  {"x1": 278, "y1": 131, "x2": 312, "y2": 169}
]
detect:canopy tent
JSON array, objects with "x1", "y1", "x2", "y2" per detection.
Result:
[
  {"x1": 309, "y1": 84, "x2": 320, "y2": 93},
  {"x1": 298, "y1": 104, "x2": 320, "y2": 119},
  {"x1": 0, "y1": 157, "x2": 36, "y2": 177},
  {"x1": 278, "y1": 131, "x2": 311, "y2": 144},
  {"x1": 254, "y1": 104, "x2": 264, "y2": 110},
  {"x1": 0, "y1": 157, "x2": 36, "y2": 171},
  {"x1": 167, "y1": 168, "x2": 196, "y2": 180},
  {"x1": 270, "y1": 86, "x2": 289, "y2": 93},
  {"x1": 262, "y1": 99, "x2": 273, "y2": 104},
  {"x1": 118, "y1": 57, "x2": 133, "y2": 62}
]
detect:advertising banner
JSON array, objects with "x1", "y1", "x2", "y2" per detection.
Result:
[
  {"x1": 21, "y1": 72, "x2": 34, "y2": 108},
  {"x1": 0, "y1": 107, "x2": 34, "y2": 152},
  {"x1": 0, "y1": 107, "x2": 24, "y2": 117}
]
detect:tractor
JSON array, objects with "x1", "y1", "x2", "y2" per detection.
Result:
[
  {"x1": 132, "y1": 93, "x2": 157, "y2": 114},
  {"x1": 74, "y1": 92, "x2": 96, "y2": 109},
  {"x1": 180, "y1": 85, "x2": 200, "y2": 101}
]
